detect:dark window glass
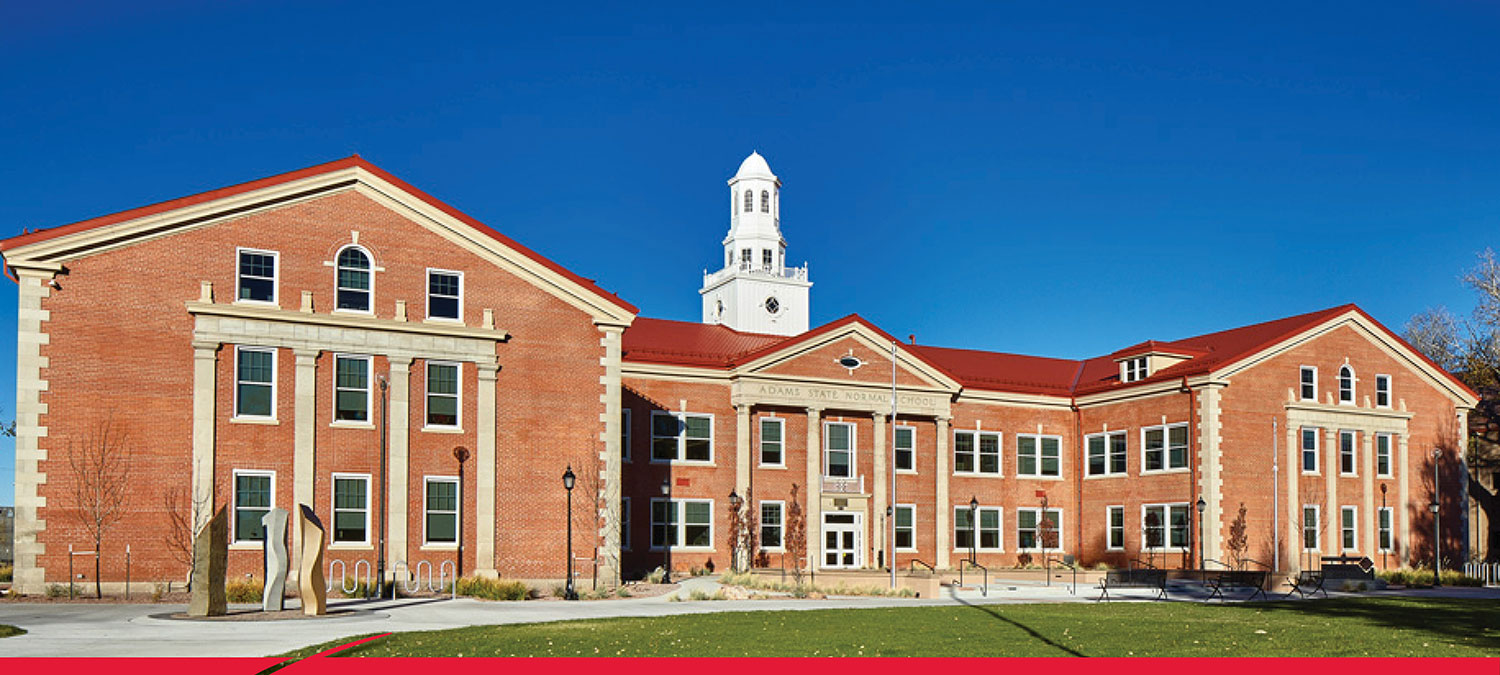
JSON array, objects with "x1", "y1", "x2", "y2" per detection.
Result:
[
  {"x1": 234, "y1": 474, "x2": 271, "y2": 541},
  {"x1": 238, "y1": 251, "x2": 276, "y2": 302}
]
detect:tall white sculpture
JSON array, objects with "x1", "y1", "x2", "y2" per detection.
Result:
[{"x1": 261, "y1": 507, "x2": 289, "y2": 612}]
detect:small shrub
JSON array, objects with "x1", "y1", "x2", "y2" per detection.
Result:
[
  {"x1": 0, "y1": 564, "x2": 12, "y2": 583},
  {"x1": 151, "y1": 584, "x2": 166, "y2": 603},
  {"x1": 615, "y1": 586, "x2": 632, "y2": 598},
  {"x1": 454, "y1": 577, "x2": 529, "y2": 601},
  {"x1": 226, "y1": 577, "x2": 264, "y2": 603},
  {"x1": 46, "y1": 583, "x2": 78, "y2": 599},
  {"x1": 1377, "y1": 567, "x2": 1483, "y2": 588},
  {"x1": 644, "y1": 567, "x2": 666, "y2": 584}
]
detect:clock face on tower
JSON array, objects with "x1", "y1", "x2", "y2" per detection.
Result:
[{"x1": 764, "y1": 295, "x2": 781, "y2": 315}]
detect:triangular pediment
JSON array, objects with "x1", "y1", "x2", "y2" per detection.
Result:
[{"x1": 733, "y1": 316, "x2": 961, "y2": 392}]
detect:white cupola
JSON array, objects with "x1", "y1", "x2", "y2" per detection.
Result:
[{"x1": 700, "y1": 151, "x2": 811, "y2": 336}]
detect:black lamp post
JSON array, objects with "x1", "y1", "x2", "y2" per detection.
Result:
[
  {"x1": 562, "y1": 465, "x2": 578, "y2": 600},
  {"x1": 453, "y1": 446, "x2": 470, "y2": 579},
  {"x1": 1433, "y1": 448, "x2": 1442, "y2": 587},
  {"x1": 1379, "y1": 483, "x2": 1388, "y2": 571},
  {"x1": 660, "y1": 478, "x2": 672, "y2": 584},
  {"x1": 1195, "y1": 497, "x2": 1207, "y2": 579},
  {"x1": 728, "y1": 490, "x2": 743, "y2": 573},
  {"x1": 968, "y1": 496, "x2": 978, "y2": 566}
]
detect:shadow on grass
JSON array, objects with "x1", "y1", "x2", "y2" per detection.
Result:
[
  {"x1": 1224, "y1": 596, "x2": 1500, "y2": 652},
  {"x1": 951, "y1": 594, "x2": 1085, "y2": 657}
]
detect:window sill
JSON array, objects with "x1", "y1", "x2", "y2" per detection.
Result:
[
  {"x1": 952, "y1": 548, "x2": 1004, "y2": 554},
  {"x1": 1377, "y1": 473, "x2": 1394, "y2": 479},
  {"x1": 895, "y1": 469, "x2": 918, "y2": 476},
  {"x1": 329, "y1": 543, "x2": 374, "y2": 551},
  {"x1": 230, "y1": 417, "x2": 280, "y2": 426},
  {"x1": 422, "y1": 317, "x2": 465, "y2": 326},
  {"x1": 952, "y1": 472, "x2": 1005, "y2": 478},
  {"x1": 229, "y1": 542, "x2": 264, "y2": 551},
  {"x1": 1302, "y1": 471, "x2": 1321, "y2": 476},
  {"x1": 895, "y1": 548, "x2": 919, "y2": 553},
  {"x1": 649, "y1": 459, "x2": 716, "y2": 467},
  {"x1": 649, "y1": 547, "x2": 716, "y2": 553},
  {"x1": 1105, "y1": 547, "x2": 1125, "y2": 552},
  {"x1": 1144, "y1": 547, "x2": 1190, "y2": 553},
  {"x1": 1140, "y1": 468, "x2": 1191, "y2": 476},
  {"x1": 421, "y1": 426, "x2": 465, "y2": 434},
  {"x1": 233, "y1": 299, "x2": 280, "y2": 309},
  {"x1": 331, "y1": 421, "x2": 376, "y2": 430},
  {"x1": 1015, "y1": 548, "x2": 1061, "y2": 554},
  {"x1": 1016, "y1": 475, "x2": 1065, "y2": 481},
  {"x1": 332, "y1": 309, "x2": 376, "y2": 317},
  {"x1": 1339, "y1": 473, "x2": 1359, "y2": 478},
  {"x1": 1084, "y1": 473, "x2": 1127, "y2": 480},
  {"x1": 420, "y1": 544, "x2": 459, "y2": 551},
  {"x1": 758, "y1": 463, "x2": 787, "y2": 470}
]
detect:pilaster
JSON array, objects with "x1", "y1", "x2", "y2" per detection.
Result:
[
  {"x1": 805, "y1": 407, "x2": 822, "y2": 572},
  {"x1": 935, "y1": 415, "x2": 951, "y2": 569},
  {"x1": 191, "y1": 341, "x2": 221, "y2": 534},
  {"x1": 11, "y1": 269, "x2": 54, "y2": 593},
  {"x1": 1285, "y1": 421, "x2": 1300, "y2": 574},
  {"x1": 871, "y1": 412, "x2": 887, "y2": 569},
  {"x1": 386, "y1": 356, "x2": 412, "y2": 569},
  {"x1": 1398, "y1": 433, "x2": 1411, "y2": 566},
  {"x1": 1361, "y1": 431, "x2": 1375, "y2": 557},
  {"x1": 1195, "y1": 384, "x2": 1225, "y2": 563},
  {"x1": 291, "y1": 348, "x2": 319, "y2": 577},
  {"x1": 1324, "y1": 428, "x2": 1338, "y2": 550},
  {"x1": 735, "y1": 404, "x2": 752, "y2": 571},
  {"x1": 475, "y1": 362, "x2": 500, "y2": 577},
  {"x1": 596, "y1": 324, "x2": 624, "y2": 586}
]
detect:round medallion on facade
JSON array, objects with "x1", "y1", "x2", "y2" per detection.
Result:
[{"x1": 764, "y1": 296, "x2": 780, "y2": 315}]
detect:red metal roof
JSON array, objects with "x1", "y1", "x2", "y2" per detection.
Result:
[
  {"x1": 622, "y1": 317, "x2": 784, "y2": 368},
  {"x1": 0, "y1": 156, "x2": 639, "y2": 315}
]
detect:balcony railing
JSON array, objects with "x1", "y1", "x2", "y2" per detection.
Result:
[
  {"x1": 822, "y1": 475, "x2": 865, "y2": 495},
  {"x1": 703, "y1": 263, "x2": 809, "y2": 286}
]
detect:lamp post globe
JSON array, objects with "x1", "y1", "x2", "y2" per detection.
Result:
[
  {"x1": 562, "y1": 465, "x2": 578, "y2": 600},
  {"x1": 660, "y1": 479, "x2": 672, "y2": 584}
]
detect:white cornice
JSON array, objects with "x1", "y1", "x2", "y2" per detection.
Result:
[{"x1": 186, "y1": 301, "x2": 509, "y2": 342}]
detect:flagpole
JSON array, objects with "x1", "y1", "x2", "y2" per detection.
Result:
[{"x1": 890, "y1": 339, "x2": 898, "y2": 590}]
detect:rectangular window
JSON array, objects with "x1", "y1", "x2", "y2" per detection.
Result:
[
  {"x1": 760, "y1": 501, "x2": 784, "y2": 550},
  {"x1": 824, "y1": 421, "x2": 855, "y2": 478},
  {"x1": 1107, "y1": 506, "x2": 1125, "y2": 550},
  {"x1": 621, "y1": 409, "x2": 631, "y2": 462},
  {"x1": 1303, "y1": 505, "x2": 1320, "y2": 551},
  {"x1": 1086, "y1": 431, "x2": 1128, "y2": 477},
  {"x1": 895, "y1": 504, "x2": 916, "y2": 551},
  {"x1": 621, "y1": 497, "x2": 631, "y2": 551},
  {"x1": 1378, "y1": 507, "x2": 1393, "y2": 552},
  {"x1": 1375, "y1": 375, "x2": 1391, "y2": 408},
  {"x1": 1340, "y1": 430, "x2": 1357, "y2": 475},
  {"x1": 1143, "y1": 503, "x2": 1190, "y2": 550},
  {"x1": 1017, "y1": 508, "x2": 1063, "y2": 551},
  {"x1": 1376, "y1": 433, "x2": 1392, "y2": 477},
  {"x1": 424, "y1": 477, "x2": 458, "y2": 545},
  {"x1": 1300, "y1": 366, "x2": 1317, "y2": 401},
  {"x1": 332, "y1": 474, "x2": 370, "y2": 544},
  {"x1": 232, "y1": 471, "x2": 273, "y2": 543},
  {"x1": 426, "y1": 269, "x2": 462, "y2": 321},
  {"x1": 1143, "y1": 423, "x2": 1189, "y2": 472},
  {"x1": 954, "y1": 506, "x2": 1002, "y2": 551},
  {"x1": 651, "y1": 412, "x2": 713, "y2": 463},
  {"x1": 1341, "y1": 506, "x2": 1357, "y2": 551},
  {"x1": 740, "y1": 248, "x2": 751, "y2": 265},
  {"x1": 762, "y1": 249, "x2": 773, "y2": 269},
  {"x1": 1017, "y1": 434, "x2": 1062, "y2": 477},
  {"x1": 425, "y1": 362, "x2": 460, "y2": 428},
  {"x1": 234, "y1": 346, "x2": 276, "y2": 419},
  {"x1": 954, "y1": 430, "x2": 1002, "y2": 475},
  {"x1": 759, "y1": 418, "x2": 784, "y2": 466},
  {"x1": 333, "y1": 355, "x2": 371, "y2": 423},
  {"x1": 236, "y1": 248, "x2": 278, "y2": 304},
  {"x1": 1302, "y1": 428, "x2": 1320, "y2": 473},
  {"x1": 651, "y1": 498, "x2": 712, "y2": 549},
  {"x1": 894, "y1": 426, "x2": 916, "y2": 472},
  {"x1": 1123, "y1": 357, "x2": 1148, "y2": 382}
]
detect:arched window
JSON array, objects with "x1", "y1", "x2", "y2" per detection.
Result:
[
  {"x1": 761, "y1": 190, "x2": 769, "y2": 213},
  {"x1": 336, "y1": 246, "x2": 372, "y2": 312},
  {"x1": 1338, "y1": 365, "x2": 1355, "y2": 404},
  {"x1": 744, "y1": 190, "x2": 753, "y2": 213}
]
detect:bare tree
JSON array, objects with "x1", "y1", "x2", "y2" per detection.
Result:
[
  {"x1": 1227, "y1": 502, "x2": 1250, "y2": 569},
  {"x1": 571, "y1": 457, "x2": 612, "y2": 589},
  {"x1": 785, "y1": 484, "x2": 807, "y2": 584},
  {"x1": 161, "y1": 485, "x2": 211, "y2": 590},
  {"x1": 1, "y1": 404, "x2": 14, "y2": 438},
  {"x1": 67, "y1": 415, "x2": 133, "y2": 598}
]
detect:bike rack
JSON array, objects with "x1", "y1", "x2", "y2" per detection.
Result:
[
  {"x1": 439, "y1": 560, "x2": 456, "y2": 599},
  {"x1": 328, "y1": 559, "x2": 373, "y2": 597}
]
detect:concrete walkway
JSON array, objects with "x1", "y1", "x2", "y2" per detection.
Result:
[{"x1": 2, "y1": 577, "x2": 1496, "y2": 657}]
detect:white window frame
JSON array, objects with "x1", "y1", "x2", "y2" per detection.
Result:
[
  {"x1": 1338, "y1": 364, "x2": 1356, "y2": 405},
  {"x1": 423, "y1": 361, "x2": 463, "y2": 431},
  {"x1": 1123, "y1": 356, "x2": 1148, "y2": 383},
  {"x1": 1085, "y1": 431, "x2": 1128, "y2": 478},
  {"x1": 1142, "y1": 503, "x2": 1191, "y2": 552},
  {"x1": 1299, "y1": 365, "x2": 1317, "y2": 402},
  {"x1": 759, "y1": 417, "x2": 785, "y2": 467},
  {"x1": 1339, "y1": 430, "x2": 1357, "y2": 477},
  {"x1": 1016, "y1": 433, "x2": 1063, "y2": 478},
  {"x1": 1376, "y1": 432, "x2": 1393, "y2": 478},
  {"x1": 422, "y1": 475, "x2": 460, "y2": 547},
  {"x1": 759, "y1": 500, "x2": 785, "y2": 552},
  {"x1": 1340, "y1": 506, "x2": 1358, "y2": 552},
  {"x1": 331, "y1": 472, "x2": 372, "y2": 547},
  {"x1": 621, "y1": 496, "x2": 631, "y2": 551},
  {"x1": 649, "y1": 411, "x2": 715, "y2": 464},
  {"x1": 894, "y1": 425, "x2": 917, "y2": 474},
  {"x1": 621, "y1": 408, "x2": 632, "y2": 463},
  {"x1": 953, "y1": 429, "x2": 1003, "y2": 476},
  {"x1": 649, "y1": 497, "x2": 714, "y2": 551},
  {"x1": 233, "y1": 345, "x2": 278, "y2": 421},
  {"x1": 1375, "y1": 374, "x2": 1391, "y2": 408},
  {"x1": 425, "y1": 268, "x2": 464, "y2": 322},
  {"x1": 333, "y1": 244, "x2": 375, "y2": 315},
  {"x1": 1106, "y1": 505, "x2": 1125, "y2": 551},
  {"x1": 1301, "y1": 427, "x2": 1320, "y2": 474},
  {"x1": 1141, "y1": 423, "x2": 1190, "y2": 473},
  {"x1": 894, "y1": 504, "x2": 917, "y2": 552},
  {"x1": 1302, "y1": 504, "x2": 1321, "y2": 552},
  {"x1": 1377, "y1": 506, "x2": 1394, "y2": 553},
  {"x1": 234, "y1": 247, "x2": 279, "y2": 306},
  {"x1": 823, "y1": 421, "x2": 856, "y2": 479},
  {"x1": 1016, "y1": 507, "x2": 1064, "y2": 552},
  {"x1": 953, "y1": 505, "x2": 1004, "y2": 552},
  {"x1": 231, "y1": 469, "x2": 275, "y2": 545},
  {"x1": 332, "y1": 354, "x2": 373, "y2": 425}
]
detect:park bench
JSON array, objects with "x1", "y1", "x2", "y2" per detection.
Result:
[
  {"x1": 1284, "y1": 570, "x2": 1327, "y2": 599},
  {"x1": 1205, "y1": 570, "x2": 1269, "y2": 602},
  {"x1": 1095, "y1": 568, "x2": 1168, "y2": 602}
]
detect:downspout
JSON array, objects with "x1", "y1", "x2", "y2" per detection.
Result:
[{"x1": 1182, "y1": 375, "x2": 1199, "y2": 570}]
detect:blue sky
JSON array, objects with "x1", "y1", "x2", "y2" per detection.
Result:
[{"x1": 2, "y1": 2, "x2": 1498, "y2": 505}]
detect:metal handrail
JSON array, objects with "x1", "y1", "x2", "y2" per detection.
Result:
[
  {"x1": 908, "y1": 559, "x2": 935, "y2": 574},
  {"x1": 1054, "y1": 557, "x2": 1079, "y2": 596},
  {"x1": 958, "y1": 559, "x2": 988, "y2": 597},
  {"x1": 1240, "y1": 557, "x2": 1272, "y2": 571}
]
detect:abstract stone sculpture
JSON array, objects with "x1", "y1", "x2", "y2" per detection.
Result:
[
  {"x1": 261, "y1": 507, "x2": 290, "y2": 612},
  {"x1": 188, "y1": 507, "x2": 228, "y2": 617},
  {"x1": 298, "y1": 504, "x2": 328, "y2": 616}
]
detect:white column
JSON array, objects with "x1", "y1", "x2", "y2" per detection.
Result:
[
  {"x1": 936, "y1": 416, "x2": 951, "y2": 569},
  {"x1": 386, "y1": 356, "x2": 412, "y2": 572},
  {"x1": 475, "y1": 362, "x2": 499, "y2": 577},
  {"x1": 735, "y1": 404, "x2": 752, "y2": 570},
  {"x1": 191, "y1": 341, "x2": 220, "y2": 533},
  {"x1": 1196, "y1": 385, "x2": 1225, "y2": 563},
  {"x1": 1362, "y1": 431, "x2": 1376, "y2": 556},
  {"x1": 1285, "y1": 421, "x2": 1300, "y2": 574},
  {"x1": 10, "y1": 268, "x2": 54, "y2": 594},
  {"x1": 291, "y1": 348, "x2": 319, "y2": 578},
  {"x1": 1324, "y1": 428, "x2": 1338, "y2": 553},
  {"x1": 597, "y1": 325, "x2": 625, "y2": 587},
  {"x1": 871, "y1": 412, "x2": 887, "y2": 569},
  {"x1": 805, "y1": 407, "x2": 822, "y2": 572},
  {"x1": 1399, "y1": 433, "x2": 1411, "y2": 566}
]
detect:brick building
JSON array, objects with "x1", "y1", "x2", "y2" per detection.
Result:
[{"x1": 0, "y1": 154, "x2": 1477, "y2": 594}]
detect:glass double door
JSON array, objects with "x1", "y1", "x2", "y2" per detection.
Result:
[{"x1": 821, "y1": 512, "x2": 863, "y2": 569}]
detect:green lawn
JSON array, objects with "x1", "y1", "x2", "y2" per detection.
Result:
[
  {"x1": 282, "y1": 597, "x2": 1500, "y2": 658},
  {"x1": 0, "y1": 625, "x2": 26, "y2": 639}
]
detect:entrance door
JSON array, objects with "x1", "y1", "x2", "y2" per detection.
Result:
[{"x1": 822, "y1": 512, "x2": 863, "y2": 568}]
